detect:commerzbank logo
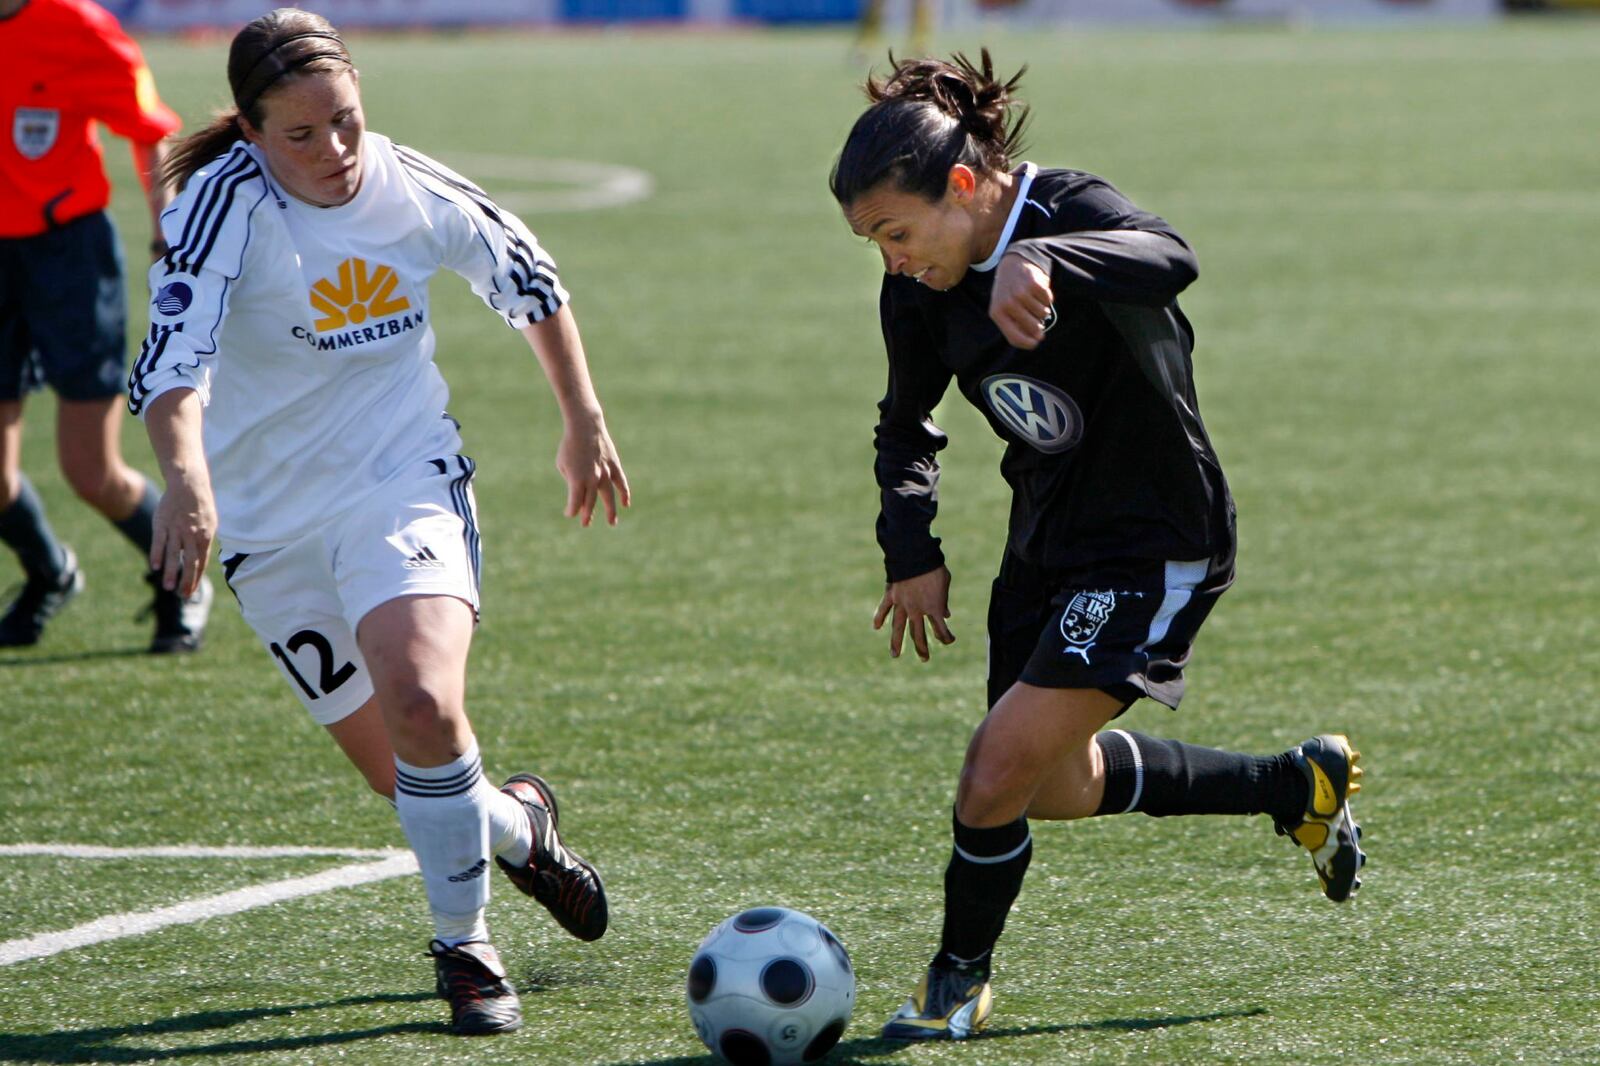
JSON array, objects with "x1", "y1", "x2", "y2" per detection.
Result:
[{"x1": 310, "y1": 257, "x2": 411, "y2": 332}]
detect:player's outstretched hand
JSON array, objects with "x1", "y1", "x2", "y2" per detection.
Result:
[
  {"x1": 557, "y1": 412, "x2": 631, "y2": 527},
  {"x1": 989, "y1": 252, "x2": 1054, "y2": 350},
  {"x1": 873, "y1": 565, "x2": 954, "y2": 661},
  {"x1": 151, "y1": 473, "x2": 216, "y2": 598}
]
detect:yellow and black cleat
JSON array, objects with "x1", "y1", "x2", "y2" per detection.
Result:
[
  {"x1": 881, "y1": 964, "x2": 993, "y2": 1041},
  {"x1": 1278, "y1": 733, "x2": 1366, "y2": 902}
]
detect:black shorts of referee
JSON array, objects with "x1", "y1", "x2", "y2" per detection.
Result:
[{"x1": 0, "y1": 210, "x2": 129, "y2": 403}]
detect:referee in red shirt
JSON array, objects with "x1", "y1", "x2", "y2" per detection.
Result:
[{"x1": 0, "y1": 0, "x2": 210, "y2": 651}]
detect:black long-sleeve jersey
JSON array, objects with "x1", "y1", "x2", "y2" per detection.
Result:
[{"x1": 873, "y1": 164, "x2": 1235, "y2": 582}]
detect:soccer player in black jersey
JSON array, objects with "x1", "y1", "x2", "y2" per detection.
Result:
[{"x1": 830, "y1": 51, "x2": 1368, "y2": 1041}]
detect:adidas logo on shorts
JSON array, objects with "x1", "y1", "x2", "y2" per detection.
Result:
[{"x1": 403, "y1": 546, "x2": 445, "y2": 570}]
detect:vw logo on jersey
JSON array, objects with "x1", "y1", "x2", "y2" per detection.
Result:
[
  {"x1": 981, "y1": 374, "x2": 1083, "y2": 454},
  {"x1": 150, "y1": 274, "x2": 199, "y2": 323}
]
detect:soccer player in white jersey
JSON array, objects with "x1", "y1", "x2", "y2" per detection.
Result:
[{"x1": 128, "y1": 8, "x2": 628, "y2": 1036}]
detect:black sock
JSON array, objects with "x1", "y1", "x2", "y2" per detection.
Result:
[
  {"x1": 1095, "y1": 729, "x2": 1307, "y2": 825},
  {"x1": 935, "y1": 811, "x2": 1031, "y2": 974},
  {"x1": 0, "y1": 475, "x2": 67, "y2": 581},
  {"x1": 110, "y1": 479, "x2": 158, "y2": 558}
]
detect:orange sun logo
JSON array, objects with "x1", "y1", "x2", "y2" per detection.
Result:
[{"x1": 310, "y1": 258, "x2": 411, "y2": 332}]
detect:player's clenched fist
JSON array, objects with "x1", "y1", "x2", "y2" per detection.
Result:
[{"x1": 988, "y1": 253, "x2": 1054, "y2": 350}]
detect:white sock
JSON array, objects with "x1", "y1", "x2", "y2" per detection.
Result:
[
  {"x1": 487, "y1": 780, "x2": 532, "y2": 867},
  {"x1": 394, "y1": 742, "x2": 498, "y2": 945}
]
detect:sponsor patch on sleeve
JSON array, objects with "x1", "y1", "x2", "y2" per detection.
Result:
[{"x1": 151, "y1": 275, "x2": 199, "y2": 322}]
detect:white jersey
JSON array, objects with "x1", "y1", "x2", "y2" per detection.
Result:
[{"x1": 129, "y1": 132, "x2": 567, "y2": 553}]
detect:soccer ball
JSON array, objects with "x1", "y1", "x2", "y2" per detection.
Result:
[{"x1": 686, "y1": 907, "x2": 856, "y2": 1065}]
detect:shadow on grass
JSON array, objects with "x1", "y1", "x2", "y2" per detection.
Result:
[
  {"x1": 0, "y1": 991, "x2": 442, "y2": 1063},
  {"x1": 604, "y1": 1007, "x2": 1268, "y2": 1065},
  {"x1": 0, "y1": 646, "x2": 149, "y2": 667}
]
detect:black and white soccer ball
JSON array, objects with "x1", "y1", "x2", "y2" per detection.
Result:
[{"x1": 686, "y1": 906, "x2": 855, "y2": 1065}]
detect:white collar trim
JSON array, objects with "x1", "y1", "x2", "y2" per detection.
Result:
[{"x1": 971, "y1": 162, "x2": 1037, "y2": 273}]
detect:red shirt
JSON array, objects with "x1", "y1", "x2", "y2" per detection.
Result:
[{"x1": 0, "y1": 0, "x2": 180, "y2": 236}]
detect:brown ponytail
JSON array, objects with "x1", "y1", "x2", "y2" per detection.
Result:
[
  {"x1": 161, "y1": 111, "x2": 246, "y2": 191},
  {"x1": 830, "y1": 48, "x2": 1030, "y2": 207},
  {"x1": 162, "y1": 7, "x2": 355, "y2": 191}
]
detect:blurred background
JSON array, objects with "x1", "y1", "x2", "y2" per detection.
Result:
[{"x1": 96, "y1": 0, "x2": 1600, "y2": 29}]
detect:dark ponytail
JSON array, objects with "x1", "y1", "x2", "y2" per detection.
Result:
[
  {"x1": 829, "y1": 49, "x2": 1030, "y2": 207},
  {"x1": 163, "y1": 111, "x2": 251, "y2": 193},
  {"x1": 162, "y1": 7, "x2": 355, "y2": 191}
]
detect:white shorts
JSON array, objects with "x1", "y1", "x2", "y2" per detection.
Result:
[{"x1": 222, "y1": 455, "x2": 483, "y2": 726}]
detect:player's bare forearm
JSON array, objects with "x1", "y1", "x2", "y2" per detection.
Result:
[
  {"x1": 144, "y1": 388, "x2": 216, "y2": 594},
  {"x1": 521, "y1": 306, "x2": 606, "y2": 423},
  {"x1": 145, "y1": 388, "x2": 206, "y2": 482},
  {"x1": 520, "y1": 308, "x2": 632, "y2": 525}
]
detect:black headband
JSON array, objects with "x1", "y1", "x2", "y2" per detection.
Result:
[{"x1": 235, "y1": 31, "x2": 351, "y2": 114}]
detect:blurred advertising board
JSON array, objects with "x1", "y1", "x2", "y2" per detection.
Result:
[
  {"x1": 107, "y1": 0, "x2": 1501, "y2": 26},
  {"x1": 107, "y1": 0, "x2": 557, "y2": 29}
]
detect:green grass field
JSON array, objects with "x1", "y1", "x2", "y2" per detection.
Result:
[{"x1": 3, "y1": 22, "x2": 1598, "y2": 1066}]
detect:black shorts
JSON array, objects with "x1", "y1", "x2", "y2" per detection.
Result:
[
  {"x1": 985, "y1": 546, "x2": 1236, "y2": 712},
  {"x1": 0, "y1": 211, "x2": 129, "y2": 402}
]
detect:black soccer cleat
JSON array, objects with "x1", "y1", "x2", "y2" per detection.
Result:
[
  {"x1": 144, "y1": 571, "x2": 213, "y2": 654},
  {"x1": 495, "y1": 773, "x2": 608, "y2": 942},
  {"x1": 429, "y1": 939, "x2": 522, "y2": 1035},
  {"x1": 0, "y1": 547, "x2": 83, "y2": 647},
  {"x1": 882, "y1": 961, "x2": 993, "y2": 1041},
  {"x1": 1276, "y1": 733, "x2": 1367, "y2": 902}
]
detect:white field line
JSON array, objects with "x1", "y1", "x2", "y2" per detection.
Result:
[
  {"x1": 0, "y1": 843, "x2": 403, "y2": 859},
  {"x1": 1154, "y1": 189, "x2": 1600, "y2": 214},
  {"x1": 438, "y1": 154, "x2": 654, "y2": 213},
  {"x1": 0, "y1": 845, "x2": 418, "y2": 967}
]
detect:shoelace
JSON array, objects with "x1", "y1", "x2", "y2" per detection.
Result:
[
  {"x1": 432, "y1": 949, "x2": 513, "y2": 999},
  {"x1": 443, "y1": 969, "x2": 508, "y2": 998},
  {"x1": 928, "y1": 966, "x2": 986, "y2": 1011}
]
